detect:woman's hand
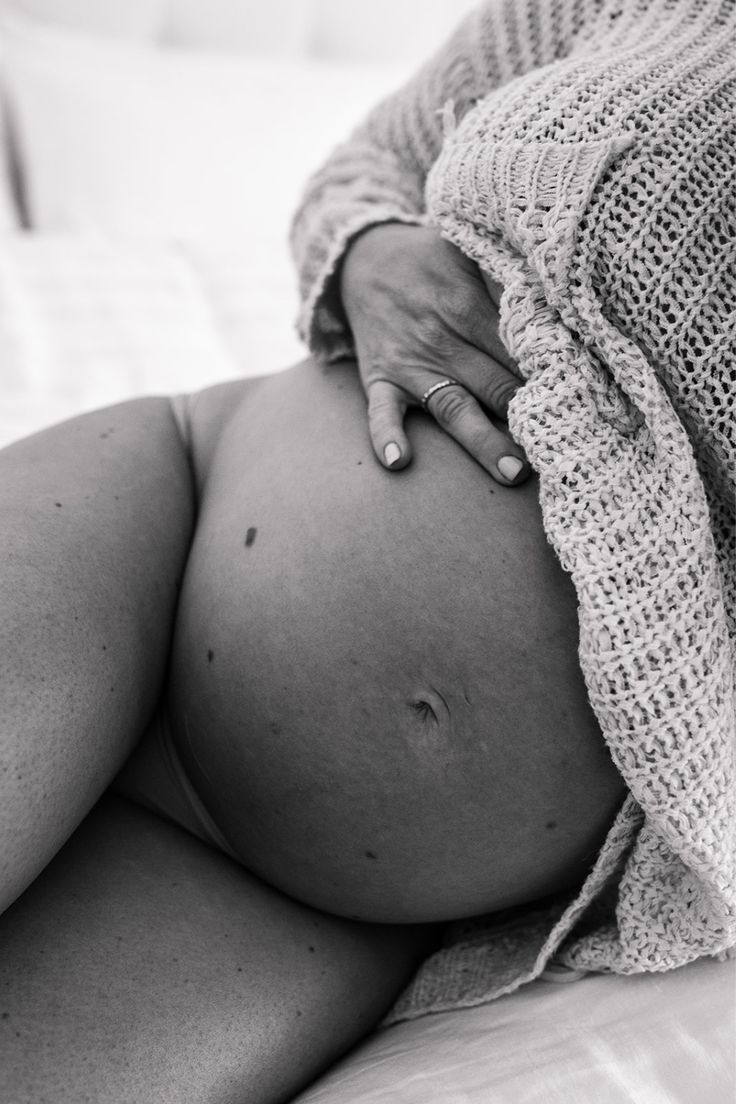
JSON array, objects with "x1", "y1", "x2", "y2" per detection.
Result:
[{"x1": 339, "y1": 223, "x2": 530, "y2": 486}]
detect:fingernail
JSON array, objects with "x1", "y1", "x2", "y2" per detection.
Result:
[
  {"x1": 498, "y1": 455, "x2": 525, "y2": 481},
  {"x1": 384, "y1": 442, "x2": 401, "y2": 467}
]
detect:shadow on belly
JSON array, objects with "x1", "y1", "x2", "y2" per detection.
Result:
[{"x1": 166, "y1": 359, "x2": 627, "y2": 923}]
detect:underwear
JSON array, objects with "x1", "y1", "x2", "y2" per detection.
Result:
[{"x1": 112, "y1": 709, "x2": 240, "y2": 862}]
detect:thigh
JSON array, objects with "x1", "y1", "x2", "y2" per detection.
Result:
[
  {"x1": 0, "y1": 398, "x2": 194, "y2": 915},
  {"x1": 0, "y1": 795, "x2": 434, "y2": 1104}
]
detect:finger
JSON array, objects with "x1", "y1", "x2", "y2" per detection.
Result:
[
  {"x1": 425, "y1": 381, "x2": 530, "y2": 486},
  {"x1": 447, "y1": 345, "x2": 522, "y2": 423},
  {"x1": 461, "y1": 275, "x2": 517, "y2": 375},
  {"x1": 367, "y1": 379, "x2": 412, "y2": 470},
  {"x1": 471, "y1": 311, "x2": 518, "y2": 378},
  {"x1": 479, "y1": 269, "x2": 504, "y2": 308}
]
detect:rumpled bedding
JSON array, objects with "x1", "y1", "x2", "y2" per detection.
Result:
[
  {"x1": 295, "y1": 956, "x2": 735, "y2": 1103},
  {"x1": 0, "y1": 232, "x2": 298, "y2": 446}
]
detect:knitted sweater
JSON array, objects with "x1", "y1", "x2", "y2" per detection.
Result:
[{"x1": 290, "y1": 0, "x2": 736, "y2": 1023}]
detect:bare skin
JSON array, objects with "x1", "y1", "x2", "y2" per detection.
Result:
[
  {"x1": 0, "y1": 358, "x2": 625, "y2": 1102},
  {"x1": 339, "y1": 223, "x2": 530, "y2": 483}
]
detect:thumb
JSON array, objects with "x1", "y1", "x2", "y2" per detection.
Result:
[{"x1": 366, "y1": 379, "x2": 412, "y2": 470}]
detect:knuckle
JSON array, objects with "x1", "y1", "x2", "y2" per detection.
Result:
[
  {"x1": 368, "y1": 403, "x2": 398, "y2": 435},
  {"x1": 431, "y1": 385, "x2": 474, "y2": 425},
  {"x1": 422, "y1": 315, "x2": 453, "y2": 353},
  {"x1": 462, "y1": 413, "x2": 501, "y2": 455},
  {"x1": 368, "y1": 390, "x2": 396, "y2": 415},
  {"x1": 483, "y1": 373, "x2": 520, "y2": 416},
  {"x1": 360, "y1": 348, "x2": 391, "y2": 383},
  {"x1": 436, "y1": 287, "x2": 478, "y2": 332}
]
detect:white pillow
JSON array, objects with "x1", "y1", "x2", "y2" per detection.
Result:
[
  {"x1": 0, "y1": 0, "x2": 166, "y2": 41},
  {"x1": 0, "y1": 128, "x2": 19, "y2": 230},
  {"x1": 0, "y1": 0, "x2": 315, "y2": 56},
  {"x1": 161, "y1": 0, "x2": 314, "y2": 57},
  {"x1": 0, "y1": 75, "x2": 20, "y2": 229},
  {"x1": 0, "y1": 13, "x2": 406, "y2": 242}
]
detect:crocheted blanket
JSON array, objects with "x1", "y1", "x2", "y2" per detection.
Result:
[{"x1": 291, "y1": 0, "x2": 736, "y2": 1022}]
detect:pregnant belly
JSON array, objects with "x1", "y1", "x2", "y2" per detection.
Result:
[{"x1": 166, "y1": 361, "x2": 626, "y2": 923}]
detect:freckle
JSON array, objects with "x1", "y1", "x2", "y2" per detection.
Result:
[
  {"x1": 296, "y1": 1010, "x2": 302, "y2": 1017},
  {"x1": 308, "y1": 946, "x2": 315, "y2": 953},
  {"x1": 357, "y1": 460, "x2": 363, "y2": 465},
  {"x1": 102, "y1": 645, "x2": 107, "y2": 651},
  {"x1": 245, "y1": 527, "x2": 257, "y2": 548},
  {"x1": 546, "y1": 820, "x2": 558, "y2": 830},
  {"x1": 1, "y1": 1012, "x2": 9, "y2": 1019},
  {"x1": 488, "y1": 487, "x2": 495, "y2": 495},
  {"x1": 207, "y1": 649, "x2": 214, "y2": 663},
  {"x1": 365, "y1": 850, "x2": 378, "y2": 860},
  {"x1": 238, "y1": 967, "x2": 243, "y2": 973},
  {"x1": 54, "y1": 502, "x2": 62, "y2": 508}
]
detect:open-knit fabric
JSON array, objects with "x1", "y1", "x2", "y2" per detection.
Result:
[{"x1": 290, "y1": 0, "x2": 736, "y2": 1024}]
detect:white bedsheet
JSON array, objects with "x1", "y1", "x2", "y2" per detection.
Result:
[
  {"x1": 296, "y1": 957, "x2": 736, "y2": 1103},
  {"x1": 0, "y1": 231, "x2": 301, "y2": 446}
]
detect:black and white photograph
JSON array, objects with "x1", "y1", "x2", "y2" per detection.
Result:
[{"x1": 0, "y1": 1, "x2": 734, "y2": 1101}]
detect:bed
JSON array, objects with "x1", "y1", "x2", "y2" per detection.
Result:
[{"x1": 0, "y1": 2, "x2": 733, "y2": 1100}]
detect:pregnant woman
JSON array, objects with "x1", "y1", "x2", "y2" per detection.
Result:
[
  {"x1": 0, "y1": 364, "x2": 624, "y2": 1101},
  {"x1": 1, "y1": 0, "x2": 734, "y2": 1101}
]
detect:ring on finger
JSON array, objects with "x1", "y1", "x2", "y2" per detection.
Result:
[{"x1": 420, "y1": 378, "x2": 460, "y2": 410}]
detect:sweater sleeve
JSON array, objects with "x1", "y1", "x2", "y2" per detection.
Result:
[{"x1": 290, "y1": 0, "x2": 602, "y2": 360}]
